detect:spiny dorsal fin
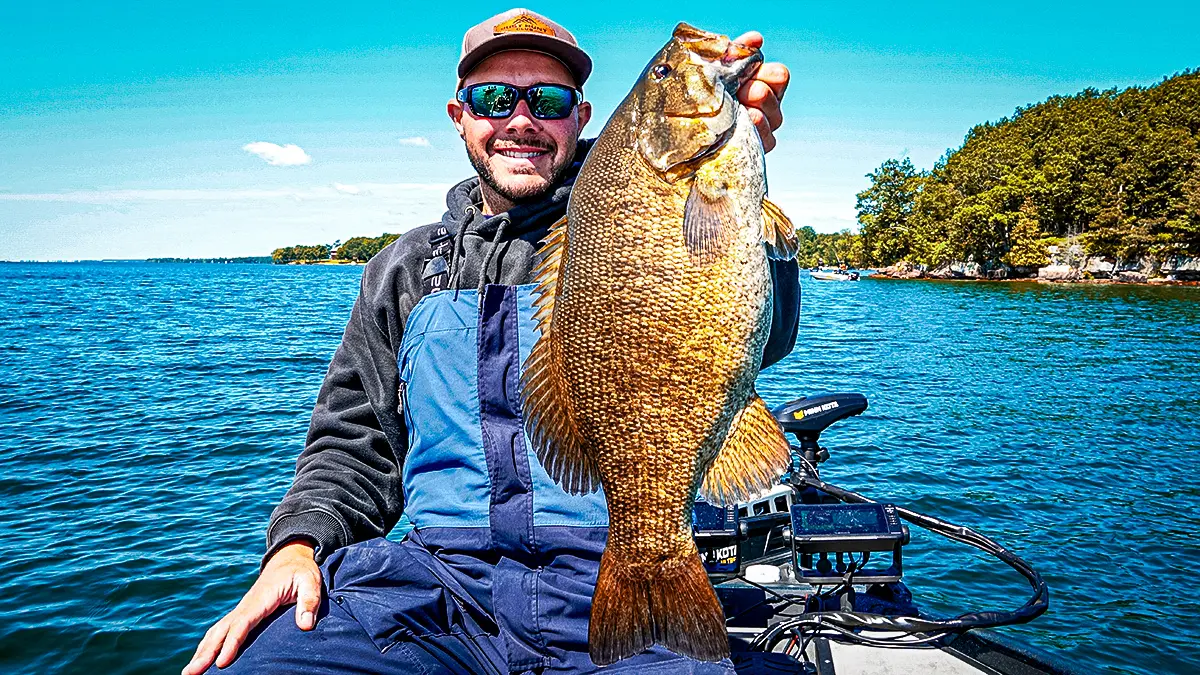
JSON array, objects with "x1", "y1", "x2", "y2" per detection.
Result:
[
  {"x1": 700, "y1": 393, "x2": 791, "y2": 504},
  {"x1": 762, "y1": 197, "x2": 799, "y2": 260},
  {"x1": 520, "y1": 214, "x2": 601, "y2": 495}
]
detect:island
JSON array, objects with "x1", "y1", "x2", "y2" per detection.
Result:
[
  {"x1": 272, "y1": 234, "x2": 400, "y2": 265},
  {"x1": 835, "y1": 70, "x2": 1199, "y2": 283}
]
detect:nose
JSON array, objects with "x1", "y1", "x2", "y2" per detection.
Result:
[{"x1": 504, "y1": 99, "x2": 543, "y2": 134}]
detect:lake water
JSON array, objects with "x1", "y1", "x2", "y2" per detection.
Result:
[{"x1": 1, "y1": 262, "x2": 1197, "y2": 674}]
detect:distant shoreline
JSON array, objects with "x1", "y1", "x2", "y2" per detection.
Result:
[
  {"x1": 1, "y1": 257, "x2": 271, "y2": 264},
  {"x1": 865, "y1": 272, "x2": 1200, "y2": 287}
]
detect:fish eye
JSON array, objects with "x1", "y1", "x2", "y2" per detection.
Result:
[{"x1": 650, "y1": 64, "x2": 672, "y2": 80}]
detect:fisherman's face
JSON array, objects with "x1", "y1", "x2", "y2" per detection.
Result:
[{"x1": 449, "y1": 50, "x2": 592, "y2": 206}]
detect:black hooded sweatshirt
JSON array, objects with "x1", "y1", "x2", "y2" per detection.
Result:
[{"x1": 263, "y1": 141, "x2": 801, "y2": 566}]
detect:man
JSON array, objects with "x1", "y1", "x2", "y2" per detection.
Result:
[{"x1": 185, "y1": 9, "x2": 797, "y2": 674}]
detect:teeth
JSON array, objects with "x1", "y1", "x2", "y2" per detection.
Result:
[{"x1": 498, "y1": 150, "x2": 547, "y2": 159}]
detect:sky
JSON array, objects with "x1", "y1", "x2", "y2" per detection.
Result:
[{"x1": 1, "y1": 1, "x2": 1197, "y2": 261}]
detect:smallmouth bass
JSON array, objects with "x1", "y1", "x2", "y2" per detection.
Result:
[{"x1": 522, "y1": 23, "x2": 798, "y2": 665}]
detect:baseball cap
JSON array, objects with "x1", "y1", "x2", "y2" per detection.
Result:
[{"x1": 458, "y1": 8, "x2": 592, "y2": 86}]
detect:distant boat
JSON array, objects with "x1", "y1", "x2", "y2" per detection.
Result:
[{"x1": 810, "y1": 267, "x2": 860, "y2": 281}]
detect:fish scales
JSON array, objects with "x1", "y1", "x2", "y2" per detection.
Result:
[
  {"x1": 522, "y1": 23, "x2": 799, "y2": 666},
  {"x1": 566, "y1": 110, "x2": 771, "y2": 556}
]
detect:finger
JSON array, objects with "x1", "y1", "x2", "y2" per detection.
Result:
[
  {"x1": 215, "y1": 618, "x2": 252, "y2": 668},
  {"x1": 740, "y1": 81, "x2": 783, "y2": 132},
  {"x1": 183, "y1": 621, "x2": 229, "y2": 675},
  {"x1": 212, "y1": 590, "x2": 281, "y2": 669},
  {"x1": 754, "y1": 62, "x2": 790, "y2": 102},
  {"x1": 748, "y1": 108, "x2": 777, "y2": 153},
  {"x1": 731, "y1": 31, "x2": 764, "y2": 50},
  {"x1": 294, "y1": 571, "x2": 323, "y2": 631}
]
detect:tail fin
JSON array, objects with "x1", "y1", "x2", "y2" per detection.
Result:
[{"x1": 589, "y1": 550, "x2": 728, "y2": 666}]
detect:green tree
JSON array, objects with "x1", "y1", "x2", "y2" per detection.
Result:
[
  {"x1": 856, "y1": 158, "x2": 923, "y2": 265},
  {"x1": 1004, "y1": 198, "x2": 1050, "y2": 267},
  {"x1": 859, "y1": 70, "x2": 1200, "y2": 272},
  {"x1": 334, "y1": 233, "x2": 401, "y2": 262},
  {"x1": 272, "y1": 244, "x2": 332, "y2": 264}
]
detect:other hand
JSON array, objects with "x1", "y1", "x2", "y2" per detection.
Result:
[
  {"x1": 182, "y1": 541, "x2": 321, "y2": 675},
  {"x1": 733, "y1": 31, "x2": 790, "y2": 153}
]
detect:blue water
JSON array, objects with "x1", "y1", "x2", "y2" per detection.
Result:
[{"x1": 0, "y1": 262, "x2": 1197, "y2": 674}]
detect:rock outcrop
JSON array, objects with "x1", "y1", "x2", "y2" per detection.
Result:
[
  {"x1": 879, "y1": 261, "x2": 924, "y2": 279},
  {"x1": 869, "y1": 256, "x2": 1198, "y2": 284},
  {"x1": 1037, "y1": 265, "x2": 1083, "y2": 282},
  {"x1": 1117, "y1": 271, "x2": 1148, "y2": 283}
]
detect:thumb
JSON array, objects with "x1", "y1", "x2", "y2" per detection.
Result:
[{"x1": 294, "y1": 569, "x2": 323, "y2": 631}]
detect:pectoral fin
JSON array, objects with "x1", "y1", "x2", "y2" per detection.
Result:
[
  {"x1": 700, "y1": 393, "x2": 791, "y2": 505},
  {"x1": 684, "y1": 178, "x2": 733, "y2": 262},
  {"x1": 762, "y1": 197, "x2": 798, "y2": 260},
  {"x1": 521, "y1": 215, "x2": 600, "y2": 495}
]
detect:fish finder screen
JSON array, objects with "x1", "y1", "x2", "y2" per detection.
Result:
[{"x1": 793, "y1": 504, "x2": 887, "y2": 535}]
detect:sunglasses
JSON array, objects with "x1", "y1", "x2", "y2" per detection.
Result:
[{"x1": 456, "y1": 82, "x2": 582, "y2": 120}]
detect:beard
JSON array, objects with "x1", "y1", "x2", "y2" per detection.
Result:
[{"x1": 467, "y1": 136, "x2": 577, "y2": 204}]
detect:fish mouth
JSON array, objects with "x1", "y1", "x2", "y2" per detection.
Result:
[
  {"x1": 728, "y1": 49, "x2": 764, "y2": 89},
  {"x1": 673, "y1": 23, "x2": 763, "y2": 84},
  {"x1": 660, "y1": 47, "x2": 763, "y2": 122},
  {"x1": 667, "y1": 23, "x2": 763, "y2": 117}
]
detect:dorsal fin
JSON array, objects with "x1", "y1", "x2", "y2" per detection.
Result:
[{"x1": 520, "y1": 215, "x2": 601, "y2": 494}]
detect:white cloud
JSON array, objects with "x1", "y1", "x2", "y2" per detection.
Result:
[
  {"x1": 242, "y1": 141, "x2": 312, "y2": 166},
  {"x1": 397, "y1": 136, "x2": 431, "y2": 147},
  {"x1": 770, "y1": 188, "x2": 859, "y2": 234}
]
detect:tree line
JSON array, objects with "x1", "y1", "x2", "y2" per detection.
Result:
[
  {"x1": 147, "y1": 256, "x2": 271, "y2": 264},
  {"x1": 852, "y1": 69, "x2": 1199, "y2": 271},
  {"x1": 271, "y1": 233, "x2": 400, "y2": 264}
]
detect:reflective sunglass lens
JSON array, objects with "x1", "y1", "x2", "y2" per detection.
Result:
[
  {"x1": 528, "y1": 86, "x2": 574, "y2": 119},
  {"x1": 470, "y1": 85, "x2": 517, "y2": 117}
]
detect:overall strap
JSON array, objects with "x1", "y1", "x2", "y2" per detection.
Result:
[{"x1": 421, "y1": 224, "x2": 454, "y2": 295}]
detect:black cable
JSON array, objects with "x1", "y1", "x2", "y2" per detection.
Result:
[
  {"x1": 797, "y1": 474, "x2": 1050, "y2": 630},
  {"x1": 746, "y1": 472, "x2": 1050, "y2": 653}
]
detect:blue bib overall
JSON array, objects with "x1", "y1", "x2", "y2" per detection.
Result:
[{"x1": 213, "y1": 285, "x2": 736, "y2": 674}]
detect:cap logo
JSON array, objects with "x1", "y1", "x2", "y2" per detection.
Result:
[{"x1": 493, "y1": 14, "x2": 555, "y2": 37}]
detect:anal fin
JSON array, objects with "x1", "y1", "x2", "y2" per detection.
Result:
[
  {"x1": 521, "y1": 215, "x2": 600, "y2": 495},
  {"x1": 762, "y1": 197, "x2": 799, "y2": 260},
  {"x1": 700, "y1": 393, "x2": 791, "y2": 504}
]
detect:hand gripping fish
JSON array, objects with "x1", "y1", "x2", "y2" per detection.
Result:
[{"x1": 522, "y1": 23, "x2": 799, "y2": 665}]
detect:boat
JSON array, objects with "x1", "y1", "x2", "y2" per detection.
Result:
[
  {"x1": 691, "y1": 392, "x2": 1072, "y2": 674},
  {"x1": 810, "y1": 267, "x2": 860, "y2": 281}
]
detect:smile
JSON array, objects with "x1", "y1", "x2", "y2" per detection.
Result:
[{"x1": 496, "y1": 149, "x2": 549, "y2": 159}]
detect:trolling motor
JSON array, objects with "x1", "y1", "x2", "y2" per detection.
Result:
[
  {"x1": 772, "y1": 393, "x2": 867, "y2": 470},
  {"x1": 693, "y1": 394, "x2": 885, "y2": 582}
]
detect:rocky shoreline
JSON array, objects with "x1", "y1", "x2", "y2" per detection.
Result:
[{"x1": 870, "y1": 256, "x2": 1200, "y2": 286}]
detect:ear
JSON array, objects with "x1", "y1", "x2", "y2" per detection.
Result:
[
  {"x1": 447, "y1": 99, "x2": 466, "y2": 137},
  {"x1": 576, "y1": 100, "x2": 593, "y2": 134}
]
